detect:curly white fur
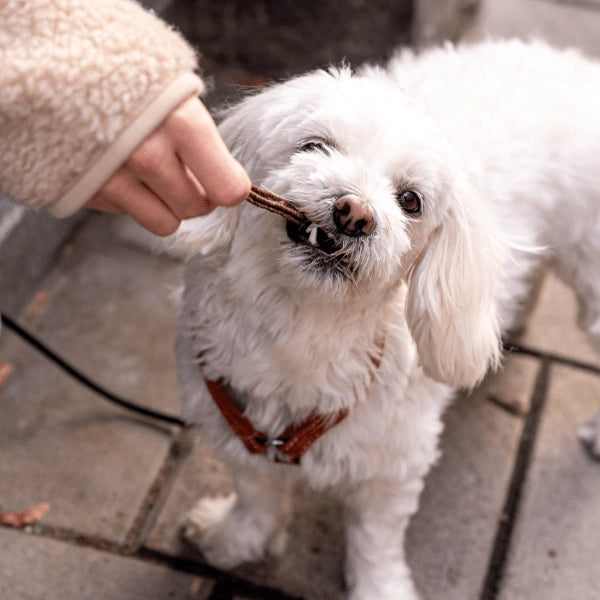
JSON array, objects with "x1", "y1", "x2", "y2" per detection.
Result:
[{"x1": 173, "y1": 40, "x2": 600, "y2": 599}]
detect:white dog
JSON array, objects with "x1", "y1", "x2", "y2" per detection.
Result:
[{"x1": 172, "y1": 40, "x2": 600, "y2": 599}]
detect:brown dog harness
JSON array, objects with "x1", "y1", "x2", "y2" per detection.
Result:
[
  {"x1": 202, "y1": 188, "x2": 384, "y2": 465},
  {"x1": 205, "y1": 378, "x2": 349, "y2": 465}
]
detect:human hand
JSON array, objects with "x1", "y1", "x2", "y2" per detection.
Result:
[{"x1": 86, "y1": 96, "x2": 251, "y2": 236}]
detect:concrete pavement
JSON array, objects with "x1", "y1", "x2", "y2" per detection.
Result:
[{"x1": 2, "y1": 1, "x2": 600, "y2": 598}]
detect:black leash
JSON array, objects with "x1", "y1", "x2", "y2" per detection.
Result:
[{"x1": 0, "y1": 312, "x2": 186, "y2": 428}]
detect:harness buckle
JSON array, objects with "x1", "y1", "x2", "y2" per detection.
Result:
[{"x1": 265, "y1": 438, "x2": 298, "y2": 464}]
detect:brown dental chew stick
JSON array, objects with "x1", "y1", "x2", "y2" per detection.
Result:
[{"x1": 247, "y1": 186, "x2": 307, "y2": 226}]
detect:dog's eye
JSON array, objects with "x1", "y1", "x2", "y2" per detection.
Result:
[
  {"x1": 396, "y1": 190, "x2": 422, "y2": 215},
  {"x1": 298, "y1": 140, "x2": 330, "y2": 154}
]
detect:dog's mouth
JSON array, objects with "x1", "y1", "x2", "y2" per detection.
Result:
[
  {"x1": 246, "y1": 187, "x2": 352, "y2": 277},
  {"x1": 285, "y1": 220, "x2": 342, "y2": 255},
  {"x1": 247, "y1": 187, "x2": 343, "y2": 255}
]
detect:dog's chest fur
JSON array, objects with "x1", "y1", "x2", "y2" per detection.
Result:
[
  {"x1": 182, "y1": 246, "x2": 399, "y2": 417},
  {"x1": 178, "y1": 246, "x2": 452, "y2": 484}
]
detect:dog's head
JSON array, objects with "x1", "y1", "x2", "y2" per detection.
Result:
[{"x1": 179, "y1": 67, "x2": 502, "y2": 388}]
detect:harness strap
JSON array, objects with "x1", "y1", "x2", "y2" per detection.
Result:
[
  {"x1": 204, "y1": 334, "x2": 386, "y2": 465},
  {"x1": 204, "y1": 378, "x2": 348, "y2": 465}
]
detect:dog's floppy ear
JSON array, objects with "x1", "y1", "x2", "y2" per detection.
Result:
[{"x1": 405, "y1": 180, "x2": 502, "y2": 388}]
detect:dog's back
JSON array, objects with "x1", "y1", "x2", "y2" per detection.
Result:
[{"x1": 387, "y1": 40, "x2": 600, "y2": 339}]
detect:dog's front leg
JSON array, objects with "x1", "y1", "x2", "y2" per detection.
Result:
[
  {"x1": 343, "y1": 477, "x2": 422, "y2": 600},
  {"x1": 183, "y1": 460, "x2": 293, "y2": 569}
]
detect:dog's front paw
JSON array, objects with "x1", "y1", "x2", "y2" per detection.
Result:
[
  {"x1": 578, "y1": 411, "x2": 600, "y2": 460},
  {"x1": 182, "y1": 494, "x2": 240, "y2": 569},
  {"x1": 182, "y1": 493, "x2": 287, "y2": 570}
]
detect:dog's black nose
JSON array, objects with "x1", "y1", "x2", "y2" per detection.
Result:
[{"x1": 333, "y1": 195, "x2": 376, "y2": 237}]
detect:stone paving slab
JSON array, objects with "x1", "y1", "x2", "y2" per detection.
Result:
[
  {"x1": 147, "y1": 432, "x2": 346, "y2": 600},
  {"x1": 0, "y1": 208, "x2": 85, "y2": 316},
  {"x1": 0, "y1": 214, "x2": 183, "y2": 543},
  {"x1": 485, "y1": 354, "x2": 540, "y2": 416},
  {"x1": 499, "y1": 365, "x2": 600, "y2": 600},
  {"x1": 514, "y1": 273, "x2": 600, "y2": 369},
  {"x1": 145, "y1": 355, "x2": 535, "y2": 600},
  {"x1": 2, "y1": 2, "x2": 600, "y2": 599},
  {"x1": 146, "y1": 432, "x2": 235, "y2": 556},
  {"x1": 11, "y1": 213, "x2": 183, "y2": 413},
  {"x1": 0, "y1": 327, "x2": 175, "y2": 544},
  {"x1": 464, "y1": 0, "x2": 600, "y2": 59},
  {"x1": 0, "y1": 527, "x2": 212, "y2": 600},
  {"x1": 408, "y1": 358, "x2": 534, "y2": 600}
]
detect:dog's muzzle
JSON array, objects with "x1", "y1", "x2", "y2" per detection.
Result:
[
  {"x1": 286, "y1": 194, "x2": 376, "y2": 255},
  {"x1": 247, "y1": 186, "x2": 376, "y2": 260},
  {"x1": 332, "y1": 195, "x2": 376, "y2": 237}
]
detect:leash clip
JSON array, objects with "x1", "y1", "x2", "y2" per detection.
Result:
[
  {"x1": 265, "y1": 437, "x2": 298, "y2": 464},
  {"x1": 267, "y1": 439, "x2": 292, "y2": 463}
]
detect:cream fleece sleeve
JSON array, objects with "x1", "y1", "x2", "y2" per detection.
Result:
[{"x1": 0, "y1": 0, "x2": 206, "y2": 217}]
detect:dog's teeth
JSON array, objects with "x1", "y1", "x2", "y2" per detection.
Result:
[{"x1": 307, "y1": 224, "x2": 319, "y2": 246}]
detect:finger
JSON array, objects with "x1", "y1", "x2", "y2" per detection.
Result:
[
  {"x1": 126, "y1": 130, "x2": 214, "y2": 220},
  {"x1": 91, "y1": 167, "x2": 181, "y2": 236},
  {"x1": 86, "y1": 195, "x2": 126, "y2": 214},
  {"x1": 165, "y1": 97, "x2": 251, "y2": 207}
]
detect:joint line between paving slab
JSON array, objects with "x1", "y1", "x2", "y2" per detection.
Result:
[
  {"x1": 505, "y1": 342, "x2": 600, "y2": 375},
  {"x1": 486, "y1": 394, "x2": 527, "y2": 417},
  {"x1": 205, "y1": 578, "x2": 303, "y2": 600},
  {"x1": 479, "y1": 358, "x2": 550, "y2": 600},
  {"x1": 10, "y1": 522, "x2": 123, "y2": 554},
  {"x1": 136, "y1": 548, "x2": 303, "y2": 600},
  {"x1": 2, "y1": 522, "x2": 299, "y2": 600},
  {"x1": 123, "y1": 426, "x2": 195, "y2": 552}
]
